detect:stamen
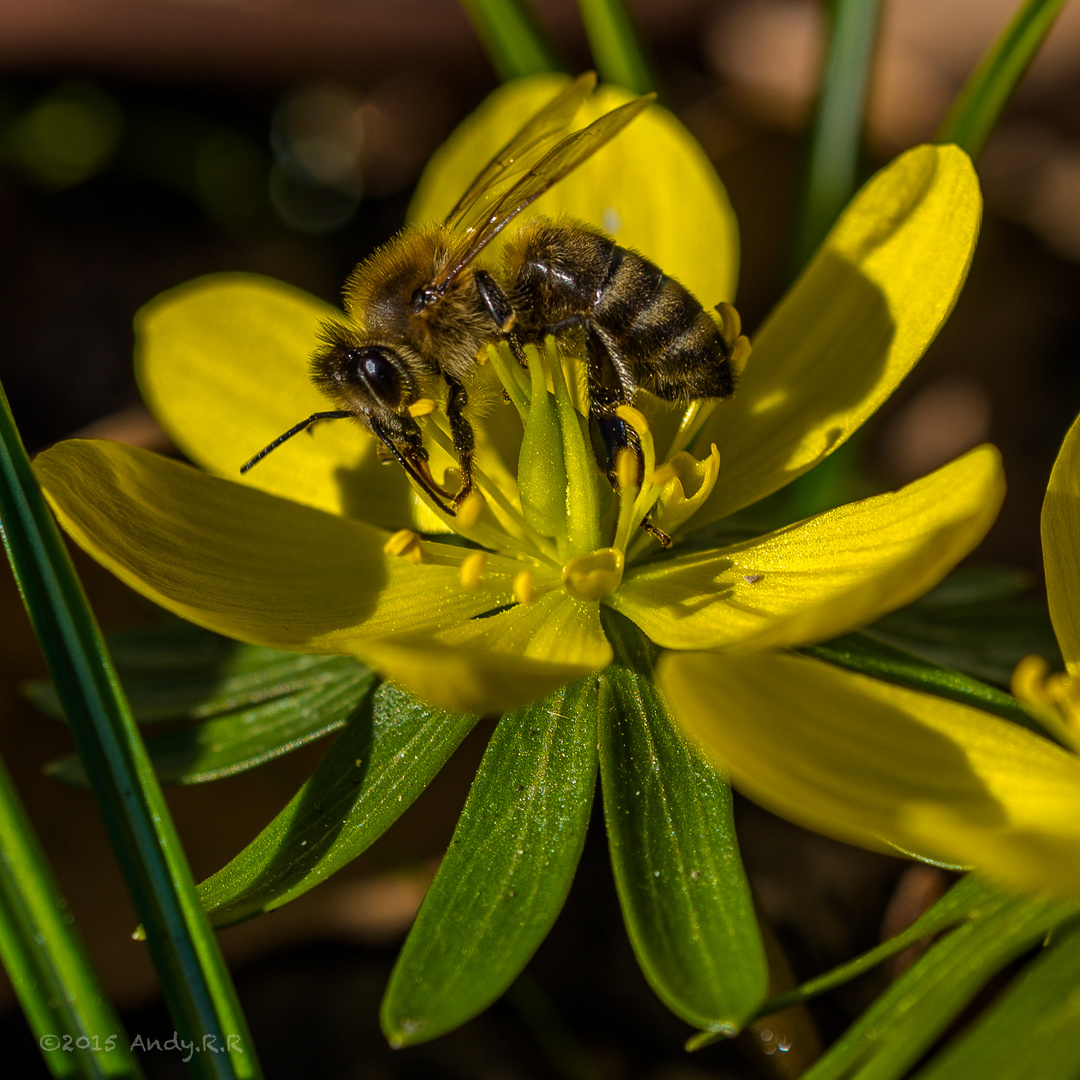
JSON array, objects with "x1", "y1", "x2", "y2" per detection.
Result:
[
  {"x1": 562, "y1": 548, "x2": 624, "y2": 602},
  {"x1": 1010, "y1": 654, "x2": 1080, "y2": 751},
  {"x1": 615, "y1": 448, "x2": 638, "y2": 491},
  {"x1": 408, "y1": 398, "x2": 438, "y2": 418},
  {"x1": 649, "y1": 463, "x2": 677, "y2": 487},
  {"x1": 715, "y1": 301, "x2": 741, "y2": 345},
  {"x1": 458, "y1": 550, "x2": 487, "y2": 589},
  {"x1": 730, "y1": 335, "x2": 752, "y2": 379},
  {"x1": 383, "y1": 528, "x2": 421, "y2": 557},
  {"x1": 513, "y1": 569, "x2": 536, "y2": 605},
  {"x1": 456, "y1": 490, "x2": 486, "y2": 530}
]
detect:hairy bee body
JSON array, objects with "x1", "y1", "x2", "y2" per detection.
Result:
[
  {"x1": 243, "y1": 75, "x2": 742, "y2": 517},
  {"x1": 503, "y1": 216, "x2": 734, "y2": 404}
]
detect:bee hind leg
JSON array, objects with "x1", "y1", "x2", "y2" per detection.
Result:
[{"x1": 444, "y1": 375, "x2": 476, "y2": 507}]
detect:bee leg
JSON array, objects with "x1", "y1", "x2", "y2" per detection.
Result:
[
  {"x1": 367, "y1": 414, "x2": 457, "y2": 516},
  {"x1": 444, "y1": 375, "x2": 476, "y2": 507},
  {"x1": 581, "y1": 322, "x2": 642, "y2": 484},
  {"x1": 475, "y1": 269, "x2": 529, "y2": 367}
]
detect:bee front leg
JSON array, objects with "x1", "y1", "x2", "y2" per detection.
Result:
[
  {"x1": 367, "y1": 412, "x2": 457, "y2": 516},
  {"x1": 443, "y1": 375, "x2": 476, "y2": 507},
  {"x1": 475, "y1": 269, "x2": 529, "y2": 367}
]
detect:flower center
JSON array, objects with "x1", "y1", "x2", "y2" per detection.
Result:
[{"x1": 387, "y1": 336, "x2": 728, "y2": 605}]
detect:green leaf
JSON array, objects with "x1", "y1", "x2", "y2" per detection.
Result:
[
  {"x1": 577, "y1": 0, "x2": 657, "y2": 95},
  {"x1": 197, "y1": 682, "x2": 477, "y2": 926},
  {"x1": 937, "y1": 0, "x2": 1068, "y2": 158},
  {"x1": 801, "y1": 889, "x2": 1078, "y2": 1080},
  {"x1": 864, "y1": 564, "x2": 1060, "y2": 688},
  {"x1": 0, "y1": 752, "x2": 143, "y2": 1079},
  {"x1": 50, "y1": 657, "x2": 376, "y2": 785},
  {"x1": 598, "y1": 610, "x2": 767, "y2": 1035},
  {"x1": 0, "y1": 379, "x2": 258, "y2": 1079},
  {"x1": 912, "y1": 913, "x2": 1080, "y2": 1080},
  {"x1": 793, "y1": 0, "x2": 884, "y2": 269},
  {"x1": 803, "y1": 631, "x2": 1052, "y2": 738},
  {"x1": 749, "y1": 875, "x2": 998, "y2": 1024},
  {"x1": 380, "y1": 675, "x2": 598, "y2": 1046},
  {"x1": 460, "y1": 0, "x2": 565, "y2": 81}
]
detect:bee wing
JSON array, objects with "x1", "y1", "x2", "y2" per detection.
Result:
[
  {"x1": 443, "y1": 72, "x2": 597, "y2": 232},
  {"x1": 432, "y1": 91, "x2": 656, "y2": 294}
]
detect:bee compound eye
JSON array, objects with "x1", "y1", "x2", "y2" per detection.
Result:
[{"x1": 354, "y1": 348, "x2": 404, "y2": 406}]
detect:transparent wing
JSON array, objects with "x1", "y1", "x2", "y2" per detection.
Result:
[
  {"x1": 432, "y1": 92, "x2": 656, "y2": 294},
  {"x1": 443, "y1": 72, "x2": 597, "y2": 233}
]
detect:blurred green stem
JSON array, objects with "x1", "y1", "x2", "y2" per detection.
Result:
[
  {"x1": 793, "y1": 0, "x2": 883, "y2": 272},
  {"x1": 461, "y1": 0, "x2": 564, "y2": 80},
  {"x1": 0, "y1": 379, "x2": 260, "y2": 1080}
]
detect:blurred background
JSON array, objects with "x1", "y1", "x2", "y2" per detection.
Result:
[{"x1": 1, "y1": 1, "x2": 1079, "y2": 1076}]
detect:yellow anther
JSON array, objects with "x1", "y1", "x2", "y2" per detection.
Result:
[
  {"x1": 405, "y1": 542, "x2": 424, "y2": 565},
  {"x1": 408, "y1": 398, "x2": 438, "y2": 418},
  {"x1": 561, "y1": 548, "x2": 624, "y2": 602},
  {"x1": 715, "y1": 301, "x2": 742, "y2": 345},
  {"x1": 513, "y1": 569, "x2": 536, "y2": 605},
  {"x1": 383, "y1": 528, "x2": 421, "y2": 557},
  {"x1": 615, "y1": 448, "x2": 638, "y2": 491},
  {"x1": 615, "y1": 403, "x2": 649, "y2": 435},
  {"x1": 649, "y1": 462, "x2": 677, "y2": 487},
  {"x1": 458, "y1": 550, "x2": 487, "y2": 589},
  {"x1": 1011, "y1": 654, "x2": 1051, "y2": 706},
  {"x1": 731, "y1": 335, "x2": 752, "y2": 379},
  {"x1": 456, "y1": 490, "x2": 486, "y2": 529}
]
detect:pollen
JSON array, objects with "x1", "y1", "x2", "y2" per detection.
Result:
[
  {"x1": 513, "y1": 569, "x2": 536, "y2": 605},
  {"x1": 408, "y1": 398, "x2": 438, "y2": 418},
  {"x1": 458, "y1": 550, "x2": 487, "y2": 589},
  {"x1": 456, "y1": 490, "x2": 485, "y2": 530},
  {"x1": 383, "y1": 528, "x2": 421, "y2": 557}
]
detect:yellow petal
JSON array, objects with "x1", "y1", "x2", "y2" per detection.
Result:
[
  {"x1": 1043, "y1": 410, "x2": 1080, "y2": 673},
  {"x1": 694, "y1": 144, "x2": 981, "y2": 525},
  {"x1": 660, "y1": 650, "x2": 1080, "y2": 898},
  {"x1": 135, "y1": 273, "x2": 434, "y2": 531},
  {"x1": 34, "y1": 439, "x2": 514, "y2": 652},
  {"x1": 409, "y1": 75, "x2": 739, "y2": 306},
  {"x1": 357, "y1": 591, "x2": 612, "y2": 714},
  {"x1": 610, "y1": 445, "x2": 1003, "y2": 652}
]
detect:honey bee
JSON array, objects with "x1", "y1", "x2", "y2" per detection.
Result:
[{"x1": 242, "y1": 73, "x2": 739, "y2": 517}]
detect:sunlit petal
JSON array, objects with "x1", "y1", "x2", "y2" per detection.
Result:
[
  {"x1": 357, "y1": 592, "x2": 611, "y2": 714},
  {"x1": 34, "y1": 439, "x2": 515, "y2": 653},
  {"x1": 694, "y1": 144, "x2": 981, "y2": 525},
  {"x1": 611, "y1": 446, "x2": 1003, "y2": 651},
  {"x1": 1043, "y1": 411, "x2": 1080, "y2": 674},
  {"x1": 136, "y1": 273, "x2": 440, "y2": 531},
  {"x1": 661, "y1": 651, "x2": 1080, "y2": 898},
  {"x1": 409, "y1": 75, "x2": 739, "y2": 306}
]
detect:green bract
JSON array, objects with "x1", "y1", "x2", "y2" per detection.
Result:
[{"x1": 31, "y1": 74, "x2": 1076, "y2": 1038}]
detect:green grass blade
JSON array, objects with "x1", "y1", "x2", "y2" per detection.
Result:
[
  {"x1": 803, "y1": 632, "x2": 1051, "y2": 737},
  {"x1": 381, "y1": 675, "x2": 599, "y2": 1047},
  {"x1": 937, "y1": 0, "x2": 1068, "y2": 158},
  {"x1": 912, "y1": 914, "x2": 1080, "y2": 1080},
  {"x1": 0, "y1": 380, "x2": 259, "y2": 1080},
  {"x1": 801, "y1": 891, "x2": 1077, "y2": 1080},
  {"x1": 793, "y1": 0, "x2": 884, "y2": 270},
  {"x1": 198, "y1": 683, "x2": 478, "y2": 926},
  {"x1": 460, "y1": 0, "x2": 564, "y2": 80},
  {"x1": 577, "y1": 0, "x2": 656, "y2": 95},
  {"x1": 598, "y1": 610, "x2": 767, "y2": 1035},
  {"x1": 0, "y1": 753, "x2": 142, "y2": 1079}
]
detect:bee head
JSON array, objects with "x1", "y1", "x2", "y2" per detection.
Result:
[{"x1": 312, "y1": 330, "x2": 417, "y2": 414}]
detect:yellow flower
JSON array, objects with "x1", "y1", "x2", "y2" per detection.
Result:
[{"x1": 34, "y1": 77, "x2": 1048, "y2": 891}]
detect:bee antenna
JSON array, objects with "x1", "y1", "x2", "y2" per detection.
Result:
[{"x1": 240, "y1": 411, "x2": 354, "y2": 473}]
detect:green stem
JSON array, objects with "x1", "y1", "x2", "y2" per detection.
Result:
[
  {"x1": 937, "y1": 0, "x2": 1068, "y2": 158},
  {"x1": 460, "y1": 0, "x2": 565, "y2": 80},
  {"x1": 0, "y1": 380, "x2": 260, "y2": 1080},
  {"x1": 577, "y1": 0, "x2": 657, "y2": 95},
  {"x1": 0, "y1": 752, "x2": 143, "y2": 1078},
  {"x1": 793, "y1": 0, "x2": 883, "y2": 271}
]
